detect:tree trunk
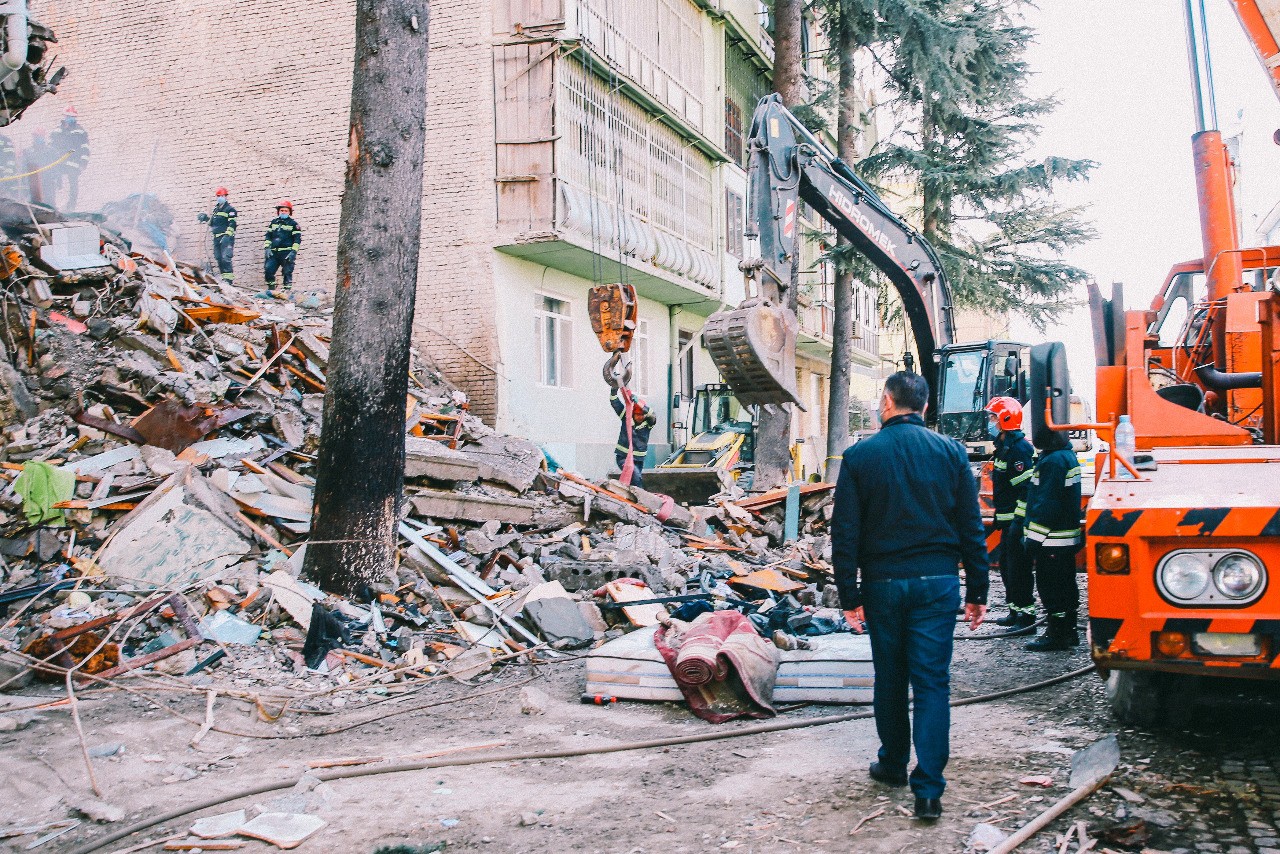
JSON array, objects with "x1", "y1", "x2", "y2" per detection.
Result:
[
  {"x1": 825, "y1": 4, "x2": 858, "y2": 482},
  {"x1": 304, "y1": 1, "x2": 429, "y2": 596},
  {"x1": 754, "y1": 0, "x2": 806, "y2": 490}
]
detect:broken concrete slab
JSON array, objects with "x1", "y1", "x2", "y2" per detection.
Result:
[
  {"x1": 189, "y1": 809, "x2": 247, "y2": 839},
  {"x1": 96, "y1": 468, "x2": 255, "y2": 588},
  {"x1": 235, "y1": 812, "x2": 325, "y2": 849},
  {"x1": 542, "y1": 559, "x2": 652, "y2": 593},
  {"x1": 525, "y1": 596, "x2": 594, "y2": 649},
  {"x1": 405, "y1": 437, "x2": 480, "y2": 482},
  {"x1": 458, "y1": 433, "x2": 542, "y2": 492},
  {"x1": 409, "y1": 489, "x2": 535, "y2": 525}
]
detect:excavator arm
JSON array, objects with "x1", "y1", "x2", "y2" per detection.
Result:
[{"x1": 705, "y1": 94, "x2": 956, "y2": 408}]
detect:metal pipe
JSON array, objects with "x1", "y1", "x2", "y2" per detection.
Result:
[
  {"x1": 1194, "y1": 363, "x2": 1263, "y2": 390},
  {"x1": 1184, "y1": 0, "x2": 1218, "y2": 132},
  {"x1": 0, "y1": 0, "x2": 27, "y2": 72}
]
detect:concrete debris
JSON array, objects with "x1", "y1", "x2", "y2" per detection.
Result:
[{"x1": 0, "y1": 206, "x2": 848, "y2": 734}]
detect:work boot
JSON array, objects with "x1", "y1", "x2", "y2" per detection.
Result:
[
  {"x1": 1025, "y1": 614, "x2": 1078, "y2": 652},
  {"x1": 914, "y1": 797, "x2": 942, "y2": 821},
  {"x1": 1012, "y1": 610, "x2": 1037, "y2": 631},
  {"x1": 254, "y1": 288, "x2": 277, "y2": 300}
]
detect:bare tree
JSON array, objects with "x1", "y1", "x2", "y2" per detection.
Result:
[{"x1": 305, "y1": 1, "x2": 429, "y2": 595}]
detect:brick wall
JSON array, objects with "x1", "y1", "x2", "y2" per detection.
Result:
[{"x1": 30, "y1": 0, "x2": 503, "y2": 422}]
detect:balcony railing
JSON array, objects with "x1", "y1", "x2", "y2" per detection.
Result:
[{"x1": 555, "y1": 58, "x2": 718, "y2": 288}]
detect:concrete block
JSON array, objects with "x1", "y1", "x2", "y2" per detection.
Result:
[
  {"x1": 409, "y1": 488, "x2": 535, "y2": 525},
  {"x1": 405, "y1": 437, "x2": 480, "y2": 482}
]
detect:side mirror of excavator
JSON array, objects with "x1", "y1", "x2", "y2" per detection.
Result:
[{"x1": 1029, "y1": 342, "x2": 1071, "y2": 444}]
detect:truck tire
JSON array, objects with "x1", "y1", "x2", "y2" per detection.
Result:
[{"x1": 1106, "y1": 669, "x2": 1166, "y2": 727}]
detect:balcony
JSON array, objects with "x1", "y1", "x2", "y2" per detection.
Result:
[
  {"x1": 796, "y1": 291, "x2": 880, "y2": 366},
  {"x1": 494, "y1": 50, "x2": 723, "y2": 308}
]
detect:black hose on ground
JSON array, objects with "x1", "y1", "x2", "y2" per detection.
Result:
[
  {"x1": 67, "y1": 663, "x2": 1097, "y2": 854},
  {"x1": 955, "y1": 617, "x2": 1047, "y2": 641}
]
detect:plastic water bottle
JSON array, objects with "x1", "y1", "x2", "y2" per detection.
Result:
[{"x1": 1114, "y1": 414, "x2": 1136, "y2": 479}]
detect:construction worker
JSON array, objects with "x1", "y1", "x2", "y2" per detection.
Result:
[
  {"x1": 196, "y1": 188, "x2": 237, "y2": 284},
  {"x1": 986, "y1": 396, "x2": 1036, "y2": 630},
  {"x1": 48, "y1": 107, "x2": 89, "y2": 209},
  {"x1": 1022, "y1": 425, "x2": 1083, "y2": 651},
  {"x1": 610, "y1": 387, "x2": 656, "y2": 489},
  {"x1": 261, "y1": 200, "x2": 301, "y2": 298}
]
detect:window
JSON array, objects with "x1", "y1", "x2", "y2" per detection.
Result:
[
  {"x1": 725, "y1": 189, "x2": 745, "y2": 259},
  {"x1": 534, "y1": 295, "x2": 573, "y2": 387},
  {"x1": 678, "y1": 329, "x2": 695, "y2": 398},
  {"x1": 632, "y1": 320, "x2": 651, "y2": 396},
  {"x1": 725, "y1": 99, "x2": 744, "y2": 165}
]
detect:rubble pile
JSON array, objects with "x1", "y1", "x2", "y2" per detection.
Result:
[{"x1": 0, "y1": 206, "x2": 849, "y2": 718}]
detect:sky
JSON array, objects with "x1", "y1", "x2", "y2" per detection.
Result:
[{"x1": 1010, "y1": 0, "x2": 1280, "y2": 399}]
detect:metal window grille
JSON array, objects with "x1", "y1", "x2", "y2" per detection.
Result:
[
  {"x1": 558, "y1": 58, "x2": 715, "y2": 261},
  {"x1": 725, "y1": 188, "x2": 744, "y2": 259},
  {"x1": 573, "y1": 0, "x2": 706, "y2": 130}
]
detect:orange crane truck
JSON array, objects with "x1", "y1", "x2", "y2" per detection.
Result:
[{"x1": 1043, "y1": 0, "x2": 1280, "y2": 725}]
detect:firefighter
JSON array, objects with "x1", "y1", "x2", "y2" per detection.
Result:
[
  {"x1": 261, "y1": 200, "x2": 301, "y2": 298},
  {"x1": 1022, "y1": 425, "x2": 1084, "y2": 651},
  {"x1": 986, "y1": 396, "x2": 1036, "y2": 630},
  {"x1": 196, "y1": 187, "x2": 237, "y2": 284},
  {"x1": 48, "y1": 107, "x2": 89, "y2": 209},
  {"x1": 610, "y1": 387, "x2": 656, "y2": 489}
]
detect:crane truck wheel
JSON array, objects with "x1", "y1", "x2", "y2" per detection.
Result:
[{"x1": 1106, "y1": 669, "x2": 1167, "y2": 727}]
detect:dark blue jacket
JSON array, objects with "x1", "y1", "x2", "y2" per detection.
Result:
[
  {"x1": 992, "y1": 429, "x2": 1035, "y2": 528},
  {"x1": 1023, "y1": 447, "x2": 1083, "y2": 550},
  {"x1": 832, "y1": 412, "x2": 990, "y2": 609}
]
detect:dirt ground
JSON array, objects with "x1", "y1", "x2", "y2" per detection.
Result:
[{"x1": 5, "y1": 581, "x2": 1280, "y2": 854}]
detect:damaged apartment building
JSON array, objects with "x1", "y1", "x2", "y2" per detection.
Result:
[{"x1": 27, "y1": 0, "x2": 884, "y2": 478}]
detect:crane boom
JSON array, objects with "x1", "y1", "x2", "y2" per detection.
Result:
[
  {"x1": 705, "y1": 95, "x2": 956, "y2": 408},
  {"x1": 1228, "y1": 0, "x2": 1280, "y2": 101}
]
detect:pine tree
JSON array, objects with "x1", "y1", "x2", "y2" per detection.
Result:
[{"x1": 859, "y1": 0, "x2": 1096, "y2": 328}]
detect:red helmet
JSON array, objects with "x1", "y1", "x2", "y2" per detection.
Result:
[
  {"x1": 63, "y1": 106, "x2": 78, "y2": 118},
  {"x1": 276, "y1": 200, "x2": 292, "y2": 212},
  {"x1": 215, "y1": 187, "x2": 228, "y2": 197},
  {"x1": 985, "y1": 396, "x2": 1023, "y2": 431}
]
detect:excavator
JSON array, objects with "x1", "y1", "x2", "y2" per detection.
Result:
[
  {"x1": 700, "y1": 94, "x2": 1053, "y2": 462},
  {"x1": 1033, "y1": 0, "x2": 1280, "y2": 725}
]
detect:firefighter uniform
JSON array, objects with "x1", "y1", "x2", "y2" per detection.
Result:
[
  {"x1": 49, "y1": 113, "x2": 89, "y2": 209},
  {"x1": 610, "y1": 388, "x2": 656, "y2": 489},
  {"x1": 209, "y1": 197, "x2": 237, "y2": 283},
  {"x1": 1022, "y1": 441, "x2": 1083, "y2": 651},
  {"x1": 263, "y1": 208, "x2": 301, "y2": 292},
  {"x1": 992, "y1": 428, "x2": 1036, "y2": 626}
]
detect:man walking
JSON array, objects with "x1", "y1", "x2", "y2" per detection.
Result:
[
  {"x1": 1022, "y1": 426, "x2": 1083, "y2": 651},
  {"x1": 986, "y1": 396, "x2": 1037, "y2": 630},
  {"x1": 609, "y1": 387, "x2": 656, "y2": 489},
  {"x1": 261, "y1": 200, "x2": 301, "y2": 298},
  {"x1": 197, "y1": 187, "x2": 237, "y2": 284},
  {"x1": 832, "y1": 371, "x2": 989, "y2": 821}
]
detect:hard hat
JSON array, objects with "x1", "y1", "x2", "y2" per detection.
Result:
[
  {"x1": 985, "y1": 396, "x2": 1023, "y2": 431},
  {"x1": 63, "y1": 106, "x2": 78, "y2": 118},
  {"x1": 215, "y1": 187, "x2": 228, "y2": 197},
  {"x1": 276, "y1": 200, "x2": 292, "y2": 212}
]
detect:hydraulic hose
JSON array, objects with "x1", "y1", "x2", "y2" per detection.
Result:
[{"x1": 67, "y1": 663, "x2": 1096, "y2": 854}]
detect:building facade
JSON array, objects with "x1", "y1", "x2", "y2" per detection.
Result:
[{"x1": 29, "y1": 0, "x2": 881, "y2": 479}]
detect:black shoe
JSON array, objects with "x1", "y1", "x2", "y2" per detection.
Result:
[
  {"x1": 1026, "y1": 615, "x2": 1079, "y2": 652},
  {"x1": 914, "y1": 797, "x2": 942, "y2": 820},
  {"x1": 1013, "y1": 611, "x2": 1037, "y2": 631},
  {"x1": 868, "y1": 761, "x2": 907, "y2": 787},
  {"x1": 994, "y1": 610, "x2": 1020, "y2": 627}
]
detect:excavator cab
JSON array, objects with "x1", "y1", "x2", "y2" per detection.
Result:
[
  {"x1": 935, "y1": 341, "x2": 1028, "y2": 457},
  {"x1": 646, "y1": 384, "x2": 755, "y2": 505}
]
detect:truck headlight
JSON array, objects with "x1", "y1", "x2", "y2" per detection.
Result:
[
  {"x1": 1159, "y1": 553, "x2": 1211, "y2": 600},
  {"x1": 1214, "y1": 553, "x2": 1263, "y2": 600}
]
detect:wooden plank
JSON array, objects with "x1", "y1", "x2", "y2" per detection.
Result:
[{"x1": 604, "y1": 580, "x2": 667, "y2": 627}]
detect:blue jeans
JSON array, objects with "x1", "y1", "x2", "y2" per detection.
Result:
[{"x1": 863, "y1": 574, "x2": 961, "y2": 799}]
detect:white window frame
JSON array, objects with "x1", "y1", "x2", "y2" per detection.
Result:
[
  {"x1": 631, "y1": 319, "x2": 651, "y2": 396},
  {"x1": 533, "y1": 293, "x2": 574, "y2": 389}
]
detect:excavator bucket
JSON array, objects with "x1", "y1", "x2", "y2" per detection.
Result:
[
  {"x1": 588, "y1": 283, "x2": 638, "y2": 354},
  {"x1": 703, "y1": 298, "x2": 804, "y2": 409}
]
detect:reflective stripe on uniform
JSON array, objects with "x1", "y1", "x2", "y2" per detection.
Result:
[
  {"x1": 994, "y1": 460, "x2": 1007, "y2": 471},
  {"x1": 995, "y1": 511, "x2": 1015, "y2": 522},
  {"x1": 1064, "y1": 465, "x2": 1082, "y2": 486},
  {"x1": 1014, "y1": 499, "x2": 1026, "y2": 518},
  {"x1": 1009, "y1": 468, "x2": 1034, "y2": 486}
]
